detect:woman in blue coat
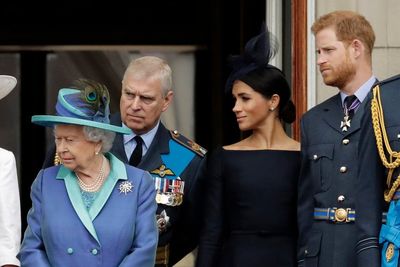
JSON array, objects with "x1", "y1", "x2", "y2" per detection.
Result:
[{"x1": 19, "y1": 79, "x2": 158, "y2": 267}]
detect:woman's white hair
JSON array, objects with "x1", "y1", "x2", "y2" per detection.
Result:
[{"x1": 83, "y1": 126, "x2": 116, "y2": 153}]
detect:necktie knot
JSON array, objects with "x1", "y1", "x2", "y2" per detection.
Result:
[
  {"x1": 129, "y1": 136, "x2": 143, "y2": 167},
  {"x1": 344, "y1": 95, "x2": 360, "y2": 117},
  {"x1": 134, "y1": 135, "x2": 143, "y2": 145},
  {"x1": 344, "y1": 95, "x2": 359, "y2": 111}
]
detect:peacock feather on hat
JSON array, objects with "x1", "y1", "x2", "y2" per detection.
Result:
[{"x1": 71, "y1": 79, "x2": 111, "y2": 124}]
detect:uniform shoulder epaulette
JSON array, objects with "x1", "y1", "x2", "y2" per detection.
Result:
[
  {"x1": 169, "y1": 130, "x2": 207, "y2": 157},
  {"x1": 376, "y1": 74, "x2": 400, "y2": 88}
]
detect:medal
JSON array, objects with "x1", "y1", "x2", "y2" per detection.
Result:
[
  {"x1": 167, "y1": 194, "x2": 175, "y2": 205},
  {"x1": 156, "y1": 210, "x2": 170, "y2": 233},
  {"x1": 156, "y1": 193, "x2": 163, "y2": 203},
  {"x1": 176, "y1": 194, "x2": 183, "y2": 205},
  {"x1": 340, "y1": 115, "x2": 351, "y2": 132}
]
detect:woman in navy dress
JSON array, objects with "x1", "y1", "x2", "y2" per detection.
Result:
[{"x1": 196, "y1": 29, "x2": 300, "y2": 267}]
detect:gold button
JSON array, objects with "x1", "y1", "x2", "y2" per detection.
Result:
[
  {"x1": 397, "y1": 134, "x2": 400, "y2": 139},
  {"x1": 342, "y1": 139, "x2": 350, "y2": 145},
  {"x1": 313, "y1": 154, "x2": 318, "y2": 160},
  {"x1": 338, "y1": 195, "x2": 345, "y2": 202},
  {"x1": 335, "y1": 208, "x2": 348, "y2": 222},
  {"x1": 340, "y1": 166, "x2": 347, "y2": 173}
]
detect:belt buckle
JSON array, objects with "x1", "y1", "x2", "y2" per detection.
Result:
[{"x1": 333, "y1": 207, "x2": 350, "y2": 222}]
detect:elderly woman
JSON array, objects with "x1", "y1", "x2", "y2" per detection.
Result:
[{"x1": 19, "y1": 80, "x2": 158, "y2": 267}]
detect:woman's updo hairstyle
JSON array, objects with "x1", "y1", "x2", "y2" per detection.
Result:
[{"x1": 225, "y1": 25, "x2": 296, "y2": 124}]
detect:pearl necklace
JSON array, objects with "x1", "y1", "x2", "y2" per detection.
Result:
[{"x1": 75, "y1": 156, "x2": 106, "y2": 193}]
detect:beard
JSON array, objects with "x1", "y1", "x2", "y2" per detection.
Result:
[{"x1": 322, "y1": 53, "x2": 356, "y2": 89}]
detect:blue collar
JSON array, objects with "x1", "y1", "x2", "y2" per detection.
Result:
[{"x1": 340, "y1": 75, "x2": 376, "y2": 105}]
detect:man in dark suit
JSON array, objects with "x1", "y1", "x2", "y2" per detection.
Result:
[
  {"x1": 297, "y1": 10, "x2": 377, "y2": 267},
  {"x1": 110, "y1": 56, "x2": 206, "y2": 267}
]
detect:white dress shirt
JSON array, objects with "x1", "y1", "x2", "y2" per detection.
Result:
[{"x1": 0, "y1": 148, "x2": 21, "y2": 266}]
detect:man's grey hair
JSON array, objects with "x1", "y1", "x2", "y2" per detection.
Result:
[{"x1": 123, "y1": 56, "x2": 173, "y2": 96}]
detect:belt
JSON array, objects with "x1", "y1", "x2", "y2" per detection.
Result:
[
  {"x1": 314, "y1": 208, "x2": 388, "y2": 224},
  {"x1": 314, "y1": 207, "x2": 355, "y2": 223},
  {"x1": 155, "y1": 244, "x2": 169, "y2": 266}
]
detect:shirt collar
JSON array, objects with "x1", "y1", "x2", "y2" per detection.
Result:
[
  {"x1": 340, "y1": 75, "x2": 376, "y2": 105},
  {"x1": 122, "y1": 120, "x2": 160, "y2": 150}
]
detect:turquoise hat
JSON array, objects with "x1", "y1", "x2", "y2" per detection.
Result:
[{"x1": 32, "y1": 80, "x2": 131, "y2": 134}]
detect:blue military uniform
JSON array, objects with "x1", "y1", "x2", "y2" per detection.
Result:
[
  {"x1": 297, "y1": 89, "x2": 372, "y2": 267},
  {"x1": 357, "y1": 75, "x2": 400, "y2": 267},
  {"x1": 110, "y1": 113, "x2": 206, "y2": 267}
]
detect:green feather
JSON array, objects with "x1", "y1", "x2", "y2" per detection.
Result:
[{"x1": 73, "y1": 79, "x2": 110, "y2": 114}]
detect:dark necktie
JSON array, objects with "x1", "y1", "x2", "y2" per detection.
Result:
[
  {"x1": 344, "y1": 95, "x2": 360, "y2": 120},
  {"x1": 129, "y1": 136, "x2": 143, "y2": 167}
]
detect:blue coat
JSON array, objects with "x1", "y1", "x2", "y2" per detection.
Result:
[
  {"x1": 19, "y1": 153, "x2": 158, "y2": 267},
  {"x1": 297, "y1": 93, "x2": 368, "y2": 267}
]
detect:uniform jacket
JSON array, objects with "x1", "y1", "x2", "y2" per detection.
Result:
[
  {"x1": 298, "y1": 93, "x2": 369, "y2": 267},
  {"x1": 356, "y1": 76, "x2": 400, "y2": 267},
  {"x1": 0, "y1": 148, "x2": 21, "y2": 266},
  {"x1": 20, "y1": 153, "x2": 158, "y2": 267},
  {"x1": 110, "y1": 113, "x2": 206, "y2": 266}
]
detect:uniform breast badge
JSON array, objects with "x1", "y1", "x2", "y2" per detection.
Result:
[
  {"x1": 118, "y1": 181, "x2": 133, "y2": 195},
  {"x1": 151, "y1": 164, "x2": 174, "y2": 178}
]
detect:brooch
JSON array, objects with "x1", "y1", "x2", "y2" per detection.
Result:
[{"x1": 119, "y1": 181, "x2": 133, "y2": 195}]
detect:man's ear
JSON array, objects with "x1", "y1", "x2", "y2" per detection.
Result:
[
  {"x1": 351, "y1": 39, "x2": 364, "y2": 58},
  {"x1": 162, "y1": 90, "x2": 174, "y2": 112}
]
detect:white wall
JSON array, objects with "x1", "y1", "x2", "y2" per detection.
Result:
[{"x1": 311, "y1": 0, "x2": 400, "y2": 105}]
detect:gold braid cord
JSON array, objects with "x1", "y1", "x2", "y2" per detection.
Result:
[{"x1": 371, "y1": 85, "x2": 400, "y2": 201}]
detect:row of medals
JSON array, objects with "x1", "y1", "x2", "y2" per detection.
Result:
[{"x1": 156, "y1": 192, "x2": 183, "y2": 206}]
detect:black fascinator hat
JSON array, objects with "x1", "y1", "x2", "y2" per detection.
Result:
[
  {"x1": 225, "y1": 24, "x2": 279, "y2": 93},
  {"x1": 225, "y1": 24, "x2": 296, "y2": 124}
]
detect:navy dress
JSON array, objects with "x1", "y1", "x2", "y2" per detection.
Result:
[{"x1": 196, "y1": 147, "x2": 300, "y2": 267}]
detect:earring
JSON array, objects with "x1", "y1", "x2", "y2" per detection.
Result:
[
  {"x1": 95, "y1": 151, "x2": 99, "y2": 155},
  {"x1": 269, "y1": 107, "x2": 275, "y2": 111},
  {"x1": 54, "y1": 153, "x2": 62, "y2": 166}
]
